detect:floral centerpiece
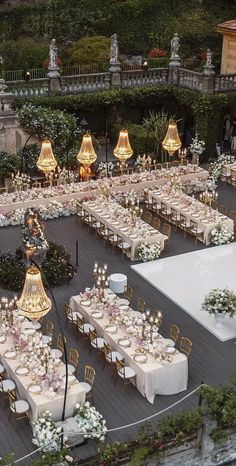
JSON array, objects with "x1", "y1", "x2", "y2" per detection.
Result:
[
  {"x1": 189, "y1": 135, "x2": 205, "y2": 165},
  {"x1": 211, "y1": 224, "x2": 234, "y2": 245},
  {"x1": 209, "y1": 154, "x2": 235, "y2": 182},
  {"x1": 32, "y1": 411, "x2": 62, "y2": 452},
  {"x1": 74, "y1": 401, "x2": 107, "y2": 441},
  {"x1": 138, "y1": 241, "x2": 161, "y2": 262},
  {"x1": 202, "y1": 288, "x2": 236, "y2": 318}
]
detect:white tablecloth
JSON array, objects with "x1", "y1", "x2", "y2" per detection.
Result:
[
  {"x1": 222, "y1": 162, "x2": 236, "y2": 176},
  {"x1": 82, "y1": 200, "x2": 167, "y2": 260},
  {"x1": 0, "y1": 168, "x2": 209, "y2": 214},
  {"x1": 0, "y1": 331, "x2": 85, "y2": 423},
  {"x1": 149, "y1": 191, "x2": 234, "y2": 245},
  {"x1": 70, "y1": 294, "x2": 188, "y2": 403}
]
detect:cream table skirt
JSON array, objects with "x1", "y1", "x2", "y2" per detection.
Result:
[{"x1": 70, "y1": 295, "x2": 188, "y2": 403}]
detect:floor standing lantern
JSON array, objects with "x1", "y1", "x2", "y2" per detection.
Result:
[
  {"x1": 162, "y1": 121, "x2": 181, "y2": 158},
  {"x1": 113, "y1": 129, "x2": 133, "y2": 174},
  {"x1": 37, "y1": 140, "x2": 58, "y2": 185},
  {"x1": 77, "y1": 133, "x2": 97, "y2": 180}
]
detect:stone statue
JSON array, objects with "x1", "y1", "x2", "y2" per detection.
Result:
[
  {"x1": 22, "y1": 207, "x2": 48, "y2": 264},
  {"x1": 171, "y1": 33, "x2": 180, "y2": 59},
  {"x1": 110, "y1": 34, "x2": 119, "y2": 64},
  {"x1": 206, "y1": 49, "x2": 212, "y2": 67},
  {"x1": 49, "y1": 38, "x2": 58, "y2": 69}
]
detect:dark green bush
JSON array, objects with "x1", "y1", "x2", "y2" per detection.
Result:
[{"x1": 0, "y1": 150, "x2": 19, "y2": 180}]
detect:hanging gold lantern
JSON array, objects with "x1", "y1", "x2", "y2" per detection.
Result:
[
  {"x1": 162, "y1": 121, "x2": 181, "y2": 156},
  {"x1": 37, "y1": 140, "x2": 58, "y2": 175},
  {"x1": 77, "y1": 133, "x2": 97, "y2": 167},
  {"x1": 17, "y1": 266, "x2": 52, "y2": 321},
  {"x1": 113, "y1": 129, "x2": 133, "y2": 164}
]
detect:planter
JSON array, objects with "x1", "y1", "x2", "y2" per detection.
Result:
[
  {"x1": 191, "y1": 152, "x2": 200, "y2": 166},
  {"x1": 214, "y1": 313, "x2": 226, "y2": 329}
]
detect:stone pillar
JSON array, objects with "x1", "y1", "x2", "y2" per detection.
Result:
[
  {"x1": 47, "y1": 38, "x2": 61, "y2": 94},
  {"x1": 201, "y1": 49, "x2": 215, "y2": 94},
  {"x1": 0, "y1": 81, "x2": 19, "y2": 153},
  {"x1": 109, "y1": 33, "x2": 122, "y2": 87}
]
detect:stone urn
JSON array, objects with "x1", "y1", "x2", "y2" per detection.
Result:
[{"x1": 191, "y1": 151, "x2": 200, "y2": 166}]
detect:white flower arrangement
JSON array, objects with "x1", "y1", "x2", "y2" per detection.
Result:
[
  {"x1": 211, "y1": 224, "x2": 234, "y2": 245},
  {"x1": 98, "y1": 161, "x2": 114, "y2": 174},
  {"x1": 74, "y1": 401, "x2": 107, "y2": 441},
  {"x1": 32, "y1": 411, "x2": 62, "y2": 452},
  {"x1": 138, "y1": 241, "x2": 161, "y2": 262},
  {"x1": 202, "y1": 288, "x2": 236, "y2": 317},
  {"x1": 189, "y1": 135, "x2": 205, "y2": 155},
  {"x1": 209, "y1": 154, "x2": 235, "y2": 182}
]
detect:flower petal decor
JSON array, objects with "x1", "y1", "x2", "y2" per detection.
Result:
[
  {"x1": 138, "y1": 241, "x2": 161, "y2": 262},
  {"x1": 74, "y1": 401, "x2": 107, "y2": 441},
  {"x1": 202, "y1": 288, "x2": 236, "y2": 318}
]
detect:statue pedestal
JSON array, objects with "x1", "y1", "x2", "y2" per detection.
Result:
[
  {"x1": 47, "y1": 67, "x2": 61, "y2": 94},
  {"x1": 169, "y1": 57, "x2": 181, "y2": 68},
  {"x1": 109, "y1": 61, "x2": 121, "y2": 87}
]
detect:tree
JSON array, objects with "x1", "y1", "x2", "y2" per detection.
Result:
[{"x1": 68, "y1": 35, "x2": 110, "y2": 65}]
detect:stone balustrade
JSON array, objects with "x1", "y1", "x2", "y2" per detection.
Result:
[
  {"x1": 215, "y1": 73, "x2": 236, "y2": 92},
  {"x1": 178, "y1": 68, "x2": 203, "y2": 91},
  {"x1": 61, "y1": 72, "x2": 111, "y2": 94},
  {"x1": 121, "y1": 68, "x2": 168, "y2": 88}
]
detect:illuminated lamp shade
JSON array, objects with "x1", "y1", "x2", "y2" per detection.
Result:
[
  {"x1": 162, "y1": 121, "x2": 181, "y2": 156},
  {"x1": 17, "y1": 267, "x2": 52, "y2": 321},
  {"x1": 37, "y1": 140, "x2": 57, "y2": 175},
  {"x1": 113, "y1": 129, "x2": 133, "y2": 163},
  {"x1": 77, "y1": 133, "x2": 97, "y2": 167}
]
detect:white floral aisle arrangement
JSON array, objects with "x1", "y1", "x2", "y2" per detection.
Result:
[
  {"x1": 211, "y1": 224, "x2": 234, "y2": 245},
  {"x1": 74, "y1": 402, "x2": 107, "y2": 441},
  {"x1": 209, "y1": 153, "x2": 235, "y2": 182},
  {"x1": 32, "y1": 411, "x2": 62, "y2": 452},
  {"x1": 202, "y1": 288, "x2": 236, "y2": 317},
  {"x1": 138, "y1": 241, "x2": 161, "y2": 262},
  {"x1": 189, "y1": 135, "x2": 205, "y2": 155}
]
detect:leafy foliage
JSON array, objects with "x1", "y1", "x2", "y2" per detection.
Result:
[
  {"x1": 0, "y1": 38, "x2": 48, "y2": 71},
  {"x1": 0, "y1": 241, "x2": 76, "y2": 291},
  {"x1": 68, "y1": 35, "x2": 110, "y2": 65},
  {"x1": 17, "y1": 143, "x2": 41, "y2": 173},
  {"x1": 0, "y1": 150, "x2": 19, "y2": 179}
]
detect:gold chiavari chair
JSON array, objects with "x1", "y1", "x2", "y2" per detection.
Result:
[
  {"x1": 89, "y1": 329, "x2": 105, "y2": 355},
  {"x1": 77, "y1": 315, "x2": 95, "y2": 337},
  {"x1": 8, "y1": 391, "x2": 30, "y2": 428},
  {"x1": 151, "y1": 197, "x2": 162, "y2": 216},
  {"x1": 99, "y1": 224, "x2": 112, "y2": 246},
  {"x1": 103, "y1": 342, "x2": 123, "y2": 369},
  {"x1": 138, "y1": 297, "x2": 145, "y2": 313},
  {"x1": 169, "y1": 324, "x2": 180, "y2": 344},
  {"x1": 182, "y1": 159, "x2": 188, "y2": 166},
  {"x1": 115, "y1": 358, "x2": 136, "y2": 391},
  {"x1": 171, "y1": 160, "x2": 179, "y2": 167},
  {"x1": 180, "y1": 337, "x2": 192, "y2": 359},
  {"x1": 179, "y1": 214, "x2": 189, "y2": 237},
  {"x1": 0, "y1": 375, "x2": 16, "y2": 408},
  {"x1": 231, "y1": 169, "x2": 236, "y2": 187},
  {"x1": 143, "y1": 189, "x2": 152, "y2": 210},
  {"x1": 0, "y1": 187, "x2": 6, "y2": 194},
  {"x1": 170, "y1": 208, "x2": 179, "y2": 229},
  {"x1": 32, "y1": 181, "x2": 42, "y2": 189},
  {"x1": 67, "y1": 348, "x2": 79, "y2": 375},
  {"x1": 155, "y1": 163, "x2": 162, "y2": 170},
  {"x1": 43, "y1": 180, "x2": 50, "y2": 188},
  {"x1": 189, "y1": 220, "x2": 204, "y2": 244},
  {"x1": 152, "y1": 217, "x2": 161, "y2": 231},
  {"x1": 80, "y1": 365, "x2": 96, "y2": 401},
  {"x1": 65, "y1": 303, "x2": 80, "y2": 328},
  {"x1": 160, "y1": 202, "x2": 169, "y2": 220},
  {"x1": 123, "y1": 285, "x2": 133, "y2": 304},
  {"x1": 117, "y1": 235, "x2": 131, "y2": 259},
  {"x1": 109, "y1": 232, "x2": 122, "y2": 253},
  {"x1": 56, "y1": 333, "x2": 67, "y2": 360},
  {"x1": 76, "y1": 201, "x2": 83, "y2": 223},
  {"x1": 163, "y1": 223, "x2": 171, "y2": 246},
  {"x1": 143, "y1": 211, "x2": 152, "y2": 224}
]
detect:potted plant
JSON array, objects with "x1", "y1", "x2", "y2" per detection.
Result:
[{"x1": 202, "y1": 288, "x2": 236, "y2": 327}]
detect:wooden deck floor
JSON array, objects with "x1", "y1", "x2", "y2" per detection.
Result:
[{"x1": 0, "y1": 181, "x2": 236, "y2": 463}]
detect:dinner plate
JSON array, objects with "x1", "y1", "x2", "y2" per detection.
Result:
[
  {"x1": 201, "y1": 219, "x2": 209, "y2": 223},
  {"x1": 120, "y1": 227, "x2": 128, "y2": 232},
  {"x1": 164, "y1": 339, "x2": 175, "y2": 347},
  {"x1": 133, "y1": 354, "x2": 148, "y2": 364},
  {"x1": 3, "y1": 350, "x2": 17, "y2": 359},
  {"x1": 93, "y1": 208, "x2": 103, "y2": 213},
  {"x1": 102, "y1": 214, "x2": 110, "y2": 219},
  {"x1": 0, "y1": 336, "x2": 6, "y2": 343},
  {"x1": 28, "y1": 383, "x2": 42, "y2": 394},
  {"x1": 91, "y1": 311, "x2": 104, "y2": 319},
  {"x1": 105, "y1": 325, "x2": 118, "y2": 334},
  {"x1": 23, "y1": 328, "x2": 36, "y2": 336},
  {"x1": 15, "y1": 366, "x2": 29, "y2": 376},
  {"x1": 182, "y1": 208, "x2": 189, "y2": 212},
  {"x1": 112, "y1": 221, "x2": 119, "y2": 226},
  {"x1": 118, "y1": 338, "x2": 131, "y2": 348},
  {"x1": 119, "y1": 304, "x2": 130, "y2": 311},
  {"x1": 191, "y1": 213, "x2": 199, "y2": 218},
  {"x1": 80, "y1": 300, "x2": 91, "y2": 306},
  {"x1": 130, "y1": 234, "x2": 138, "y2": 239},
  {"x1": 164, "y1": 346, "x2": 176, "y2": 354}
]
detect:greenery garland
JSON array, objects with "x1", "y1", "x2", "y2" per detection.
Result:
[{"x1": 0, "y1": 241, "x2": 76, "y2": 291}]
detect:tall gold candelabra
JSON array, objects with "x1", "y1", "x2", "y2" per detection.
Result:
[
  {"x1": 200, "y1": 189, "x2": 218, "y2": 207},
  {"x1": 142, "y1": 309, "x2": 163, "y2": 343},
  {"x1": 93, "y1": 262, "x2": 109, "y2": 298}
]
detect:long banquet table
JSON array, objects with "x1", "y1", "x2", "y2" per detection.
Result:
[
  {"x1": 70, "y1": 293, "x2": 188, "y2": 404},
  {"x1": 82, "y1": 199, "x2": 167, "y2": 260},
  {"x1": 0, "y1": 167, "x2": 209, "y2": 215},
  {"x1": 149, "y1": 189, "x2": 234, "y2": 245},
  {"x1": 0, "y1": 321, "x2": 85, "y2": 422}
]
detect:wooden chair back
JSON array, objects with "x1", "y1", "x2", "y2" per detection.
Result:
[
  {"x1": 138, "y1": 297, "x2": 145, "y2": 313},
  {"x1": 180, "y1": 337, "x2": 192, "y2": 358},
  {"x1": 170, "y1": 324, "x2": 180, "y2": 343},
  {"x1": 57, "y1": 333, "x2": 66, "y2": 354},
  {"x1": 144, "y1": 211, "x2": 152, "y2": 224},
  {"x1": 69, "y1": 348, "x2": 79, "y2": 368},
  {"x1": 152, "y1": 217, "x2": 161, "y2": 230},
  {"x1": 123, "y1": 285, "x2": 133, "y2": 303},
  {"x1": 84, "y1": 365, "x2": 95, "y2": 387},
  {"x1": 163, "y1": 223, "x2": 171, "y2": 237}
]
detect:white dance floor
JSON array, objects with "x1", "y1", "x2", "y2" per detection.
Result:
[{"x1": 132, "y1": 243, "x2": 236, "y2": 342}]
